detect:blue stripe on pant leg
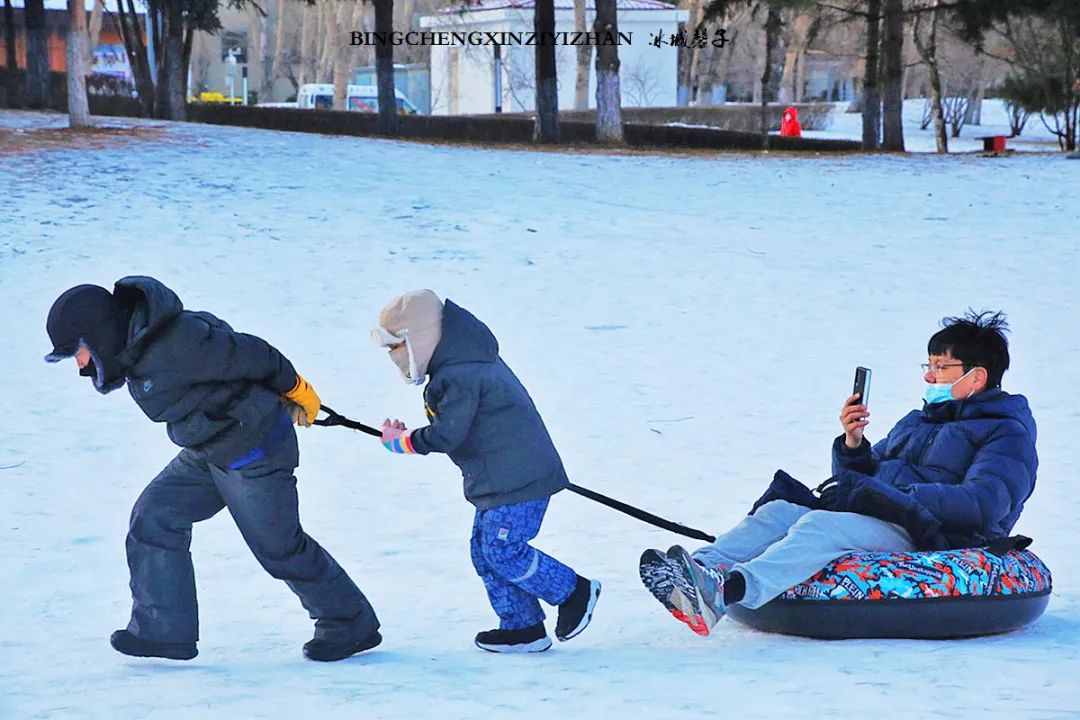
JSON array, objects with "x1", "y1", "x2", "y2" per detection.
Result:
[
  {"x1": 470, "y1": 510, "x2": 545, "y2": 630},
  {"x1": 479, "y1": 499, "x2": 577, "y2": 610}
]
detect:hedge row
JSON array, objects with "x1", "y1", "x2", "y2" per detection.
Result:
[
  {"x1": 0, "y1": 68, "x2": 143, "y2": 116},
  {"x1": 187, "y1": 104, "x2": 861, "y2": 153},
  {"x1": 0, "y1": 67, "x2": 860, "y2": 152},
  {"x1": 555, "y1": 102, "x2": 835, "y2": 132}
]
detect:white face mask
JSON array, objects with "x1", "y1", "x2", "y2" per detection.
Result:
[{"x1": 924, "y1": 367, "x2": 975, "y2": 404}]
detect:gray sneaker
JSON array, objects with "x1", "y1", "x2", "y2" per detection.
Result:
[{"x1": 666, "y1": 545, "x2": 726, "y2": 637}]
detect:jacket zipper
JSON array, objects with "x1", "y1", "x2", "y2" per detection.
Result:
[{"x1": 920, "y1": 425, "x2": 943, "y2": 464}]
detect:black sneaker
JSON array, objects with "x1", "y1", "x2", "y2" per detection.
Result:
[
  {"x1": 110, "y1": 629, "x2": 198, "y2": 661},
  {"x1": 555, "y1": 575, "x2": 602, "y2": 642},
  {"x1": 474, "y1": 623, "x2": 552, "y2": 653},
  {"x1": 639, "y1": 548, "x2": 680, "y2": 614},
  {"x1": 303, "y1": 631, "x2": 383, "y2": 662}
]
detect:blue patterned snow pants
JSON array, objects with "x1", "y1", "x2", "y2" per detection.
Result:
[{"x1": 470, "y1": 498, "x2": 578, "y2": 630}]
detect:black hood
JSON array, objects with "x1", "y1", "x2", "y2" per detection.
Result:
[{"x1": 113, "y1": 276, "x2": 184, "y2": 366}]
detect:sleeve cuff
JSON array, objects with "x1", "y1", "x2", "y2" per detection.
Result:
[
  {"x1": 835, "y1": 434, "x2": 870, "y2": 456},
  {"x1": 384, "y1": 431, "x2": 417, "y2": 454}
]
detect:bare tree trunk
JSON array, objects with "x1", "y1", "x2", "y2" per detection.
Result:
[
  {"x1": 881, "y1": 0, "x2": 904, "y2": 151},
  {"x1": 760, "y1": 7, "x2": 781, "y2": 150},
  {"x1": 696, "y1": 20, "x2": 718, "y2": 105},
  {"x1": 149, "y1": 1, "x2": 183, "y2": 119},
  {"x1": 332, "y1": 59, "x2": 348, "y2": 110},
  {"x1": 913, "y1": 0, "x2": 946, "y2": 153},
  {"x1": 1062, "y1": 17, "x2": 1077, "y2": 151},
  {"x1": 329, "y1": 0, "x2": 363, "y2": 111},
  {"x1": 247, "y1": 5, "x2": 263, "y2": 103},
  {"x1": 182, "y1": 21, "x2": 193, "y2": 101},
  {"x1": 153, "y1": 5, "x2": 169, "y2": 116},
  {"x1": 298, "y1": 5, "x2": 315, "y2": 86},
  {"x1": 534, "y1": 0, "x2": 559, "y2": 143},
  {"x1": 319, "y1": 0, "x2": 338, "y2": 84},
  {"x1": 67, "y1": 0, "x2": 90, "y2": 126},
  {"x1": 862, "y1": 0, "x2": 881, "y2": 148},
  {"x1": 593, "y1": 0, "x2": 621, "y2": 142},
  {"x1": 901, "y1": 11, "x2": 915, "y2": 97},
  {"x1": 257, "y1": 8, "x2": 273, "y2": 101},
  {"x1": 85, "y1": 0, "x2": 104, "y2": 69},
  {"x1": 699, "y1": 5, "x2": 744, "y2": 105},
  {"x1": 3, "y1": 0, "x2": 20, "y2": 106},
  {"x1": 24, "y1": 0, "x2": 50, "y2": 108},
  {"x1": 114, "y1": 0, "x2": 155, "y2": 116},
  {"x1": 165, "y1": 0, "x2": 185, "y2": 119},
  {"x1": 271, "y1": 0, "x2": 289, "y2": 84},
  {"x1": 779, "y1": 12, "x2": 813, "y2": 104},
  {"x1": 793, "y1": 28, "x2": 809, "y2": 103},
  {"x1": 374, "y1": 0, "x2": 398, "y2": 133},
  {"x1": 331, "y1": 1, "x2": 348, "y2": 109},
  {"x1": 680, "y1": 0, "x2": 701, "y2": 105},
  {"x1": 964, "y1": 55, "x2": 986, "y2": 125},
  {"x1": 574, "y1": 0, "x2": 590, "y2": 109}
]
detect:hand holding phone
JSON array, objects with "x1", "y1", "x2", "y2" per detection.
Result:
[{"x1": 841, "y1": 367, "x2": 872, "y2": 449}]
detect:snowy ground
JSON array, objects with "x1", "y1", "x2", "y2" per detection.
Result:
[{"x1": 2, "y1": 110, "x2": 1079, "y2": 719}]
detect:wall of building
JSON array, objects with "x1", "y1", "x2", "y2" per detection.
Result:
[{"x1": 424, "y1": 8, "x2": 685, "y2": 115}]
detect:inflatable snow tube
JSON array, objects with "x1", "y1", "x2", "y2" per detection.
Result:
[{"x1": 725, "y1": 538, "x2": 1051, "y2": 639}]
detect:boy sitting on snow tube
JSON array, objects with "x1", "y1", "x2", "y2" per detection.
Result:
[{"x1": 640, "y1": 310, "x2": 1038, "y2": 637}]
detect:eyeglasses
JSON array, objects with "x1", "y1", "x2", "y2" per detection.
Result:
[{"x1": 921, "y1": 362, "x2": 966, "y2": 374}]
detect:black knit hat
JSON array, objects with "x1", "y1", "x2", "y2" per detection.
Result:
[{"x1": 44, "y1": 284, "x2": 122, "y2": 362}]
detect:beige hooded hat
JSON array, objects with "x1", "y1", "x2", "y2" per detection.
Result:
[{"x1": 372, "y1": 289, "x2": 444, "y2": 385}]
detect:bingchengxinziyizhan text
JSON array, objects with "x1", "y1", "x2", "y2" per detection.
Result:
[{"x1": 349, "y1": 31, "x2": 633, "y2": 46}]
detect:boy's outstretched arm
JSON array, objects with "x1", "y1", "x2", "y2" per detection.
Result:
[{"x1": 382, "y1": 379, "x2": 480, "y2": 455}]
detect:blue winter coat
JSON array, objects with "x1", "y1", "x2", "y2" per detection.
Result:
[
  {"x1": 752, "y1": 390, "x2": 1038, "y2": 551},
  {"x1": 407, "y1": 300, "x2": 570, "y2": 510}
]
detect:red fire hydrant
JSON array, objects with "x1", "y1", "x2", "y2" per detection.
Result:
[{"x1": 780, "y1": 106, "x2": 802, "y2": 137}]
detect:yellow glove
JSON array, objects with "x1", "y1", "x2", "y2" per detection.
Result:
[{"x1": 283, "y1": 374, "x2": 320, "y2": 427}]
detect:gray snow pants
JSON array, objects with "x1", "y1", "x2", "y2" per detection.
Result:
[
  {"x1": 691, "y1": 500, "x2": 916, "y2": 609},
  {"x1": 124, "y1": 435, "x2": 379, "y2": 645}
]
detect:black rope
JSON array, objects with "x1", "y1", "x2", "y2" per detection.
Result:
[
  {"x1": 566, "y1": 483, "x2": 716, "y2": 543},
  {"x1": 313, "y1": 405, "x2": 717, "y2": 542},
  {"x1": 314, "y1": 405, "x2": 382, "y2": 437}
]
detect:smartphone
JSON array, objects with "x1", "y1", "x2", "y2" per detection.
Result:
[{"x1": 853, "y1": 366, "x2": 872, "y2": 406}]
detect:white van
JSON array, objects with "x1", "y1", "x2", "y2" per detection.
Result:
[{"x1": 295, "y1": 83, "x2": 420, "y2": 114}]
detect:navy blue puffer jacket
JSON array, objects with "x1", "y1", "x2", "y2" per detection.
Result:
[
  {"x1": 753, "y1": 390, "x2": 1038, "y2": 551},
  {"x1": 112, "y1": 276, "x2": 298, "y2": 467}
]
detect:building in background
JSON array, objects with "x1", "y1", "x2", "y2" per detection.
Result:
[
  {"x1": 0, "y1": 0, "x2": 136, "y2": 85},
  {"x1": 420, "y1": 0, "x2": 686, "y2": 115}
]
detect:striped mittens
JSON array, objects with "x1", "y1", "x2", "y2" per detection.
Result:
[{"x1": 383, "y1": 429, "x2": 417, "y2": 454}]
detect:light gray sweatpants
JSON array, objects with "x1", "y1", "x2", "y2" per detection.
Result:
[{"x1": 691, "y1": 500, "x2": 915, "y2": 609}]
